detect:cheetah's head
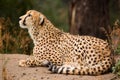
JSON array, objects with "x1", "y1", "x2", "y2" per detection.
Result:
[{"x1": 19, "y1": 10, "x2": 45, "y2": 29}]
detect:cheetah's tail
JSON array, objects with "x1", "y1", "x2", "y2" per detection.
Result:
[{"x1": 48, "y1": 58, "x2": 112, "y2": 75}]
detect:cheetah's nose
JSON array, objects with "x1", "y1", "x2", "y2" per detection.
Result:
[{"x1": 19, "y1": 18, "x2": 22, "y2": 21}]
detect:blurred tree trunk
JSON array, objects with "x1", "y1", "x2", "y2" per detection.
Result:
[{"x1": 69, "y1": 0, "x2": 111, "y2": 40}]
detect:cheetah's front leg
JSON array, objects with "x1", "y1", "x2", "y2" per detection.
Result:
[{"x1": 19, "y1": 56, "x2": 49, "y2": 67}]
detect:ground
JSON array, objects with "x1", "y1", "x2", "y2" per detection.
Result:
[{"x1": 0, "y1": 54, "x2": 120, "y2": 80}]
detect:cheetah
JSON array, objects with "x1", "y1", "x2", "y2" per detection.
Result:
[{"x1": 19, "y1": 10, "x2": 112, "y2": 75}]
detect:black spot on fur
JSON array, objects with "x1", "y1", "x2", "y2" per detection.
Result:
[{"x1": 78, "y1": 71, "x2": 81, "y2": 75}]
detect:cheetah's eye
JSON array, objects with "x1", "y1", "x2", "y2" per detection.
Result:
[{"x1": 28, "y1": 14, "x2": 31, "y2": 17}]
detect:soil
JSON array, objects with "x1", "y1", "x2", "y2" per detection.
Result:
[{"x1": 0, "y1": 54, "x2": 120, "y2": 80}]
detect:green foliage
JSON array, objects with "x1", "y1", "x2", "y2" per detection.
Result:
[{"x1": 112, "y1": 60, "x2": 120, "y2": 76}]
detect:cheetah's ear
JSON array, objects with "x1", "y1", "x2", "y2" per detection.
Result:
[{"x1": 39, "y1": 15, "x2": 44, "y2": 25}]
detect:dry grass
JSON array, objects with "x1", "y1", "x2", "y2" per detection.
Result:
[
  {"x1": 0, "y1": 17, "x2": 33, "y2": 54},
  {"x1": 2, "y1": 59, "x2": 8, "y2": 80},
  {"x1": 2, "y1": 55, "x2": 13, "y2": 80},
  {"x1": 109, "y1": 20, "x2": 120, "y2": 76},
  {"x1": 101, "y1": 19, "x2": 120, "y2": 54},
  {"x1": 110, "y1": 20, "x2": 120, "y2": 53}
]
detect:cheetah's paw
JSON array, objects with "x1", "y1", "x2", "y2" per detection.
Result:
[{"x1": 19, "y1": 60, "x2": 27, "y2": 67}]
